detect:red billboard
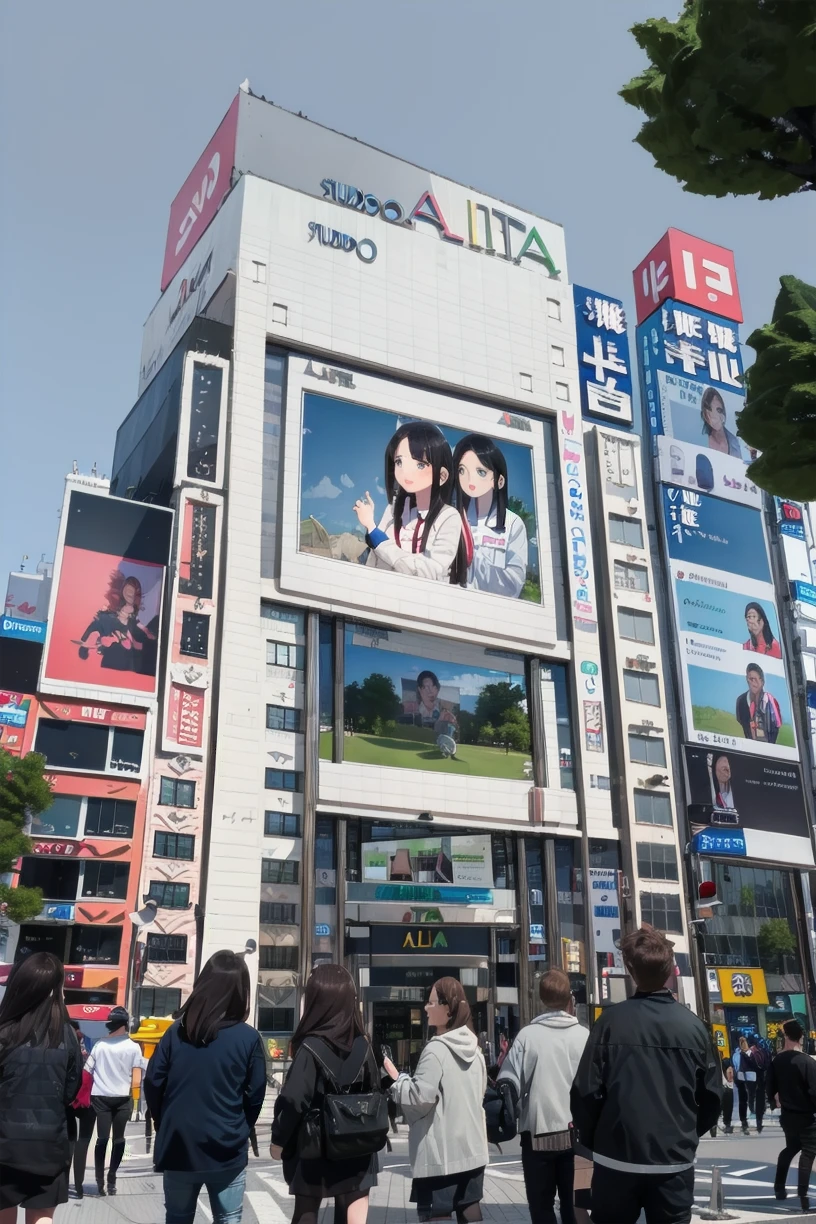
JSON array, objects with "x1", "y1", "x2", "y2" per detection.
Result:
[
  {"x1": 166, "y1": 683, "x2": 205, "y2": 749},
  {"x1": 160, "y1": 95, "x2": 240, "y2": 291},
  {"x1": 42, "y1": 489, "x2": 173, "y2": 699},
  {"x1": 633, "y1": 228, "x2": 742, "y2": 325}
]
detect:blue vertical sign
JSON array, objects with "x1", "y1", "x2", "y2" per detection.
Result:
[{"x1": 573, "y1": 286, "x2": 633, "y2": 426}]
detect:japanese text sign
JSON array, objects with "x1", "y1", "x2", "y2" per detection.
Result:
[
  {"x1": 572, "y1": 286, "x2": 633, "y2": 425},
  {"x1": 633, "y1": 229, "x2": 742, "y2": 325}
]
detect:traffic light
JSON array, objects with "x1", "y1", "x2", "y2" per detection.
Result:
[{"x1": 698, "y1": 880, "x2": 718, "y2": 904}]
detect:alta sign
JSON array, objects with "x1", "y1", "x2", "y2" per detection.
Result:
[{"x1": 402, "y1": 929, "x2": 448, "y2": 950}]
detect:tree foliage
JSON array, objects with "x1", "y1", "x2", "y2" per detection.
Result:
[
  {"x1": 344, "y1": 674, "x2": 402, "y2": 732},
  {"x1": 620, "y1": 0, "x2": 816, "y2": 199},
  {"x1": 0, "y1": 749, "x2": 52, "y2": 923},
  {"x1": 757, "y1": 917, "x2": 798, "y2": 960},
  {"x1": 473, "y1": 682, "x2": 527, "y2": 729},
  {"x1": 737, "y1": 276, "x2": 816, "y2": 497}
]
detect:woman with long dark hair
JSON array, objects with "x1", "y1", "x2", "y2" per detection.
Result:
[
  {"x1": 384, "y1": 978, "x2": 488, "y2": 1223},
  {"x1": 452, "y1": 433, "x2": 529, "y2": 599},
  {"x1": 144, "y1": 950, "x2": 267, "y2": 1224},
  {"x1": 270, "y1": 963, "x2": 382, "y2": 1224},
  {"x1": 743, "y1": 602, "x2": 782, "y2": 658},
  {"x1": 353, "y1": 421, "x2": 467, "y2": 584},
  {"x1": 0, "y1": 952, "x2": 82, "y2": 1223},
  {"x1": 700, "y1": 387, "x2": 741, "y2": 457}
]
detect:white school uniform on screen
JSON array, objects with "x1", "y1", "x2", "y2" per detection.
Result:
[
  {"x1": 365, "y1": 502, "x2": 461, "y2": 583},
  {"x1": 464, "y1": 503, "x2": 528, "y2": 598}
]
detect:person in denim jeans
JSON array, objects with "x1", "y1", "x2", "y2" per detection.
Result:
[{"x1": 144, "y1": 951, "x2": 267, "y2": 1224}]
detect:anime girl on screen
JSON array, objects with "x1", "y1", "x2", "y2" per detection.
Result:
[
  {"x1": 75, "y1": 571, "x2": 157, "y2": 674},
  {"x1": 452, "y1": 433, "x2": 529, "y2": 599},
  {"x1": 352, "y1": 421, "x2": 467, "y2": 584}
]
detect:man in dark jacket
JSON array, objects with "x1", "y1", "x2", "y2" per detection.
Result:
[
  {"x1": 570, "y1": 925, "x2": 721, "y2": 1224},
  {"x1": 766, "y1": 1019, "x2": 816, "y2": 1211}
]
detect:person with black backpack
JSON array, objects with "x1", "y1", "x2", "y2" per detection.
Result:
[{"x1": 270, "y1": 964, "x2": 388, "y2": 1224}]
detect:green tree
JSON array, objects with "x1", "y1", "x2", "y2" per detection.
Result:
[
  {"x1": 620, "y1": 0, "x2": 816, "y2": 200},
  {"x1": 738, "y1": 276, "x2": 816, "y2": 497},
  {"x1": 497, "y1": 708, "x2": 532, "y2": 754},
  {"x1": 478, "y1": 722, "x2": 497, "y2": 746},
  {"x1": 344, "y1": 674, "x2": 401, "y2": 732},
  {"x1": 473, "y1": 682, "x2": 527, "y2": 730},
  {"x1": 758, "y1": 917, "x2": 798, "y2": 970},
  {"x1": 0, "y1": 749, "x2": 52, "y2": 923}
]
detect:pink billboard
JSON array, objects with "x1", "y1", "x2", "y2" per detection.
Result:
[{"x1": 160, "y1": 94, "x2": 240, "y2": 291}]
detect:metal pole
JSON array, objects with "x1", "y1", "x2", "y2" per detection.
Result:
[
  {"x1": 517, "y1": 835, "x2": 532, "y2": 1028},
  {"x1": 300, "y1": 611, "x2": 320, "y2": 985},
  {"x1": 335, "y1": 818, "x2": 346, "y2": 966},
  {"x1": 544, "y1": 838, "x2": 561, "y2": 976},
  {"x1": 333, "y1": 618, "x2": 344, "y2": 764}
]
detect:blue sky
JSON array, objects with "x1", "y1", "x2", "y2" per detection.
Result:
[{"x1": 2, "y1": 1, "x2": 812, "y2": 582}]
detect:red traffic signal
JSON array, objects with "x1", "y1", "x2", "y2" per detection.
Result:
[{"x1": 698, "y1": 880, "x2": 717, "y2": 902}]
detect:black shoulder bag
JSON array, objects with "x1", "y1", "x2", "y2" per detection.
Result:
[{"x1": 301, "y1": 1036, "x2": 389, "y2": 1161}]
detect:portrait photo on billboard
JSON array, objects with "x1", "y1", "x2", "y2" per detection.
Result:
[
  {"x1": 663, "y1": 486, "x2": 771, "y2": 585},
  {"x1": 683, "y1": 660, "x2": 796, "y2": 758},
  {"x1": 657, "y1": 372, "x2": 751, "y2": 464},
  {"x1": 43, "y1": 491, "x2": 173, "y2": 697},
  {"x1": 326, "y1": 624, "x2": 530, "y2": 780},
  {"x1": 684, "y1": 747, "x2": 808, "y2": 839},
  {"x1": 655, "y1": 436, "x2": 760, "y2": 510},
  {"x1": 675, "y1": 573, "x2": 784, "y2": 660},
  {"x1": 298, "y1": 392, "x2": 540, "y2": 602}
]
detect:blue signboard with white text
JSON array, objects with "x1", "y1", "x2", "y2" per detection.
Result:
[
  {"x1": 0, "y1": 615, "x2": 47, "y2": 643},
  {"x1": 662, "y1": 486, "x2": 771, "y2": 583},
  {"x1": 573, "y1": 286, "x2": 633, "y2": 426}
]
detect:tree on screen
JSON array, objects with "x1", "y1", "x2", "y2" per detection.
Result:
[
  {"x1": 0, "y1": 749, "x2": 51, "y2": 924},
  {"x1": 620, "y1": 0, "x2": 816, "y2": 199},
  {"x1": 344, "y1": 674, "x2": 401, "y2": 733}
]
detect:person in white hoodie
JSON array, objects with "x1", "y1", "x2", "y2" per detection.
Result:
[
  {"x1": 498, "y1": 970, "x2": 588, "y2": 1224},
  {"x1": 383, "y1": 977, "x2": 488, "y2": 1222}
]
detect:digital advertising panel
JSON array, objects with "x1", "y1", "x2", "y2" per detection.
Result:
[
  {"x1": 655, "y1": 436, "x2": 760, "y2": 510},
  {"x1": 572, "y1": 286, "x2": 633, "y2": 426},
  {"x1": 362, "y1": 834, "x2": 493, "y2": 888},
  {"x1": 328, "y1": 624, "x2": 530, "y2": 781},
  {"x1": 42, "y1": 489, "x2": 173, "y2": 700}
]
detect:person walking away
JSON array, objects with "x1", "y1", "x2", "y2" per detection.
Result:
[
  {"x1": 571, "y1": 926, "x2": 721, "y2": 1224},
  {"x1": 744, "y1": 1035, "x2": 769, "y2": 1133},
  {"x1": 0, "y1": 952, "x2": 82, "y2": 1224},
  {"x1": 497, "y1": 969, "x2": 588, "y2": 1224},
  {"x1": 716, "y1": 1060, "x2": 735, "y2": 1136},
  {"x1": 67, "y1": 1018, "x2": 96, "y2": 1198},
  {"x1": 144, "y1": 950, "x2": 266, "y2": 1224},
  {"x1": 766, "y1": 1019, "x2": 816, "y2": 1212},
  {"x1": 271, "y1": 963, "x2": 384, "y2": 1224},
  {"x1": 86, "y1": 1005, "x2": 147, "y2": 1195},
  {"x1": 383, "y1": 977, "x2": 488, "y2": 1222}
]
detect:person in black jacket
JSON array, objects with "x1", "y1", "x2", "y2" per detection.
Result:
[
  {"x1": 766, "y1": 1019, "x2": 816, "y2": 1211},
  {"x1": 0, "y1": 951, "x2": 82, "y2": 1222},
  {"x1": 271, "y1": 963, "x2": 381, "y2": 1224},
  {"x1": 144, "y1": 950, "x2": 267, "y2": 1224},
  {"x1": 570, "y1": 925, "x2": 721, "y2": 1224}
]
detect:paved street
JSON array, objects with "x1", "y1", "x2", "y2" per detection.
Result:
[{"x1": 37, "y1": 1118, "x2": 816, "y2": 1224}]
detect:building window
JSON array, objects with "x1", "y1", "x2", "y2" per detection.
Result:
[
  {"x1": 180, "y1": 612, "x2": 210, "y2": 659},
  {"x1": 31, "y1": 795, "x2": 82, "y2": 839},
  {"x1": 547, "y1": 298, "x2": 561, "y2": 320},
  {"x1": 259, "y1": 902, "x2": 298, "y2": 924},
  {"x1": 637, "y1": 842, "x2": 679, "y2": 882},
  {"x1": 18, "y1": 857, "x2": 80, "y2": 901},
  {"x1": 187, "y1": 362, "x2": 223, "y2": 482},
  {"x1": 609, "y1": 515, "x2": 644, "y2": 548},
  {"x1": 264, "y1": 812, "x2": 301, "y2": 837},
  {"x1": 69, "y1": 925, "x2": 122, "y2": 965},
  {"x1": 640, "y1": 891, "x2": 683, "y2": 934},
  {"x1": 261, "y1": 859, "x2": 300, "y2": 884},
  {"x1": 265, "y1": 770, "x2": 301, "y2": 792},
  {"x1": 110, "y1": 728, "x2": 144, "y2": 774},
  {"x1": 555, "y1": 382, "x2": 570, "y2": 401},
  {"x1": 614, "y1": 561, "x2": 649, "y2": 593},
  {"x1": 623, "y1": 671, "x2": 660, "y2": 707},
  {"x1": 618, "y1": 609, "x2": 655, "y2": 645},
  {"x1": 267, "y1": 642, "x2": 304, "y2": 669},
  {"x1": 266, "y1": 705, "x2": 301, "y2": 732},
  {"x1": 628, "y1": 734, "x2": 667, "y2": 767},
  {"x1": 551, "y1": 345, "x2": 565, "y2": 367},
  {"x1": 149, "y1": 881, "x2": 190, "y2": 909},
  {"x1": 154, "y1": 832, "x2": 195, "y2": 861},
  {"x1": 259, "y1": 945, "x2": 299, "y2": 970},
  {"x1": 159, "y1": 778, "x2": 196, "y2": 808},
  {"x1": 85, "y1": 798, "x2": 136, "y2": 838},
  {"x1": 146, "y1": 933, "x2": 188, "y2": 964},
  {"x1": 633, "y1": 790, "x2": 673, "y2": 827},
  {"x1": 81, "y1": 862, "x2": 129, "y2": 899},
  {"x1": 138, "y1": 987, "x2": 181, "y2": 1019},
  {"x1": 258, "y1": 1007, "x2": 295, "y2": 1032}
]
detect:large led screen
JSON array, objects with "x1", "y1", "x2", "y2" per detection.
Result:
[
  {"x1": 299, "y1": 392, "x2": 540, "y2": 602},
  {"x1": 326, "y1": 625, "x2": 531, "y2": 780}
]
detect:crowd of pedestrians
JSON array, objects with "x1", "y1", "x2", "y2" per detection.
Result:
[{"x1": 1, "y1": 930, "x2": 814, "y2": 1224}]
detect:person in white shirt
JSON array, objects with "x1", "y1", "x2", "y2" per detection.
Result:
[
  {"x1": 452, "y1": 434, "x2": 529, "y2": 600},
  {"x1": 354, "y1": 422, "x2": 466, "y2": 585},
  {"x1": 85, "y1": 1006, "x2": 147, "y2": 1196}
]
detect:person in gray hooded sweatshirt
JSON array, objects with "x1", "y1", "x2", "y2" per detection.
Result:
[
  {"x1": 384, "y1": 977, "x2": 488, "y2": 1222},
  {"x1": 498, "y1": 969, "x2": 588, "y2": 1224}
]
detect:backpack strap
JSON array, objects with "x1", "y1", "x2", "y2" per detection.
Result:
[
  {"x1": 301, "y1": 1038, "x2": 342, "y2": 1093},
  {"x1": 338, "y1": 1037, "x2": 372, "y2": 1090},
  {"x1": 302, "y1": 1036, "x2": 371, "y2": 1093}
]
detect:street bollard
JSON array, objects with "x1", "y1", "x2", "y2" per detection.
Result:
[{"x1": 698, "y1": 1166, "x2": 737, "y2": 1221}]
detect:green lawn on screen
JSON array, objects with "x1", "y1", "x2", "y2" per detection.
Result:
[
  {"x1": 319, "y1": 730, "x2": 530, "y2": 779},
  {"x1": 692, "y1": 706, "x2": 796, "y2": 749}
]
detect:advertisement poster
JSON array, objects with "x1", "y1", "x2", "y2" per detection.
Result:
[
  {"x1": 662, "y1": 486, "x2": 771, "y2": 584},
  {"x1": 655, "y1": 436, "x2": 760, "y2": 510},
  {"x1": 684, "y1": 746, "x2": 808, "y2": 841},
  {"x1": 43, "y1": 491, "x2": 173, "y2": 697},
  {"x1": 588, "y1": 868, "x2": 623, "y2": 969},
  {"x1": 656, "y1": 371, "x2": 749, "y2": 463},
  {"x1": 166, "y1": 684, "x2": 205, "y2": 750},
  {"x1": 0, "y1": 691, "x2": 30, "y2": 729},
  {"x1": 299, "y1": 392, "x2": 540, "y2": 603},
  {"x1": 328, "y1": 625, "x2": 530, "y2": 780},
  {"x1": 572, "y1": 286, "x2": 633, "y2": 425},
  {"x1": 362, "y1": 835, "x2": 492, "y2": 888}
]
